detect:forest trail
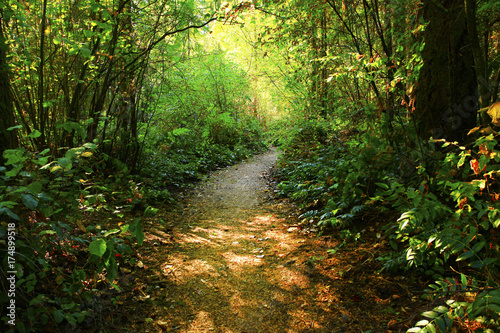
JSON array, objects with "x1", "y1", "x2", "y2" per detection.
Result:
[{"x1": 115, "y1": 149, "x2": 417, "y2": 333}]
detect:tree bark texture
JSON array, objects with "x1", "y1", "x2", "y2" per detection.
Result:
[
  {"x1": 0, "y1": 17, "x2": 18, "y2": 160},
  {"x1": 415, "y1": 0, "x2": 478, "y2": 142}
]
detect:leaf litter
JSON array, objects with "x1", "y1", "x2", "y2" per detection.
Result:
[{"x1": 98, "y1": 148, "x2": 428, "y2": 333}]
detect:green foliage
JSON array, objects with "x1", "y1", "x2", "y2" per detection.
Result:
[
  {"x1": 277, "y1": 115, "x2": 399, "y2": 232},
  {"x1": 0, "y1": 144, "x2": 145, "y2": 330},
  {"x1": 276, "y1": 104, "x2": 500, "y2": 331},
  {"x1": 408, "y1": 276, "x2": 500, "y2": 332},
  {"x1": 138, "y1": 52, "x2": 267, "y2": 188}
]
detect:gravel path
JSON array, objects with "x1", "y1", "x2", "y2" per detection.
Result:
[
  {"x1": 116, "y1": 148, "x2": 420, "y2": 333},
  {"x1": 130, "y1": 148, "x2": 340, "y2": 332},
  {"x1": 187, "y1": 148, "x2": 279, "y2": 217}
]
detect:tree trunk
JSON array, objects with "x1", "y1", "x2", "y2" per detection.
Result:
[
  {"x1": 37, "y1": 0, "x2": 48, "y2": 148},
  {"x1": 464, "y1": 0, "x2": 490, "y2": 119},
  {"x1": 0, "y1": 14, "x2": 18, "y2": 160},
  {"x1": 414, "y1": 0, "x2": 477, "y2": 142}
]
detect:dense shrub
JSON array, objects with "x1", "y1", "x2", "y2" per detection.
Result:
[{"x1": 276, "y1": 113, "x2": 500, "y2": 331}]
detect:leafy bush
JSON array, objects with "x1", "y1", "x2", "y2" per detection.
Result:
[
  {"x1": 0, "y1": 144, "x2": 145, "y2": 331},
  {"x1": 136, "y1": 51, "x2": 268, "y2": 191},
  {"x1": 275, "y1": 105, "x2": 500, "y2": 331}
]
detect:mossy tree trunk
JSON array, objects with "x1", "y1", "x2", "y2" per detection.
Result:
[{"x1": 415, "y1": 0, "x2": 478, "y2": 142}]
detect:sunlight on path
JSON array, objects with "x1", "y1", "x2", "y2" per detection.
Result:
[
  {"x1": 139, "y1": 151, "x2": 338, "y2": 333},
  {"x1": 138, "y1": 149, "x2": 347, "y2": 333}
]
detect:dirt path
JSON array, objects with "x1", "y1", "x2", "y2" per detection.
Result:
[{"x1": 115, "y1": 149, "x2": 420, "y2": 333}]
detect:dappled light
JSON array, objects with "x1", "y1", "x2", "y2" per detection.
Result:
[
  {"x1": 1, "y1": 1, "x2": 499, "y2": 332},
  {"x1": 100, "y1": 150, "x2": 424, "y2": 332}
]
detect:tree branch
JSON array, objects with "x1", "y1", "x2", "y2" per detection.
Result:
[
  {"x1": 254, "y1": 6, "x2": 289, "y2": 20},
  {"x1": 121, "y1": 16, "x2": 217, "y2": 75}
]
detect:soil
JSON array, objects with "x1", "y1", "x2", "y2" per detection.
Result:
[{"x1": 97, "y1": 148, "x2": 428, "y2": 333}]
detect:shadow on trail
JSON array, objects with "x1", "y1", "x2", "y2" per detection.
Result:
[
  {"x1": 150, "y1": 208, "x2": 338, "y2": 333},
  {"x1": 115, "y1": 149, "x2": 416, "y2": 333}
]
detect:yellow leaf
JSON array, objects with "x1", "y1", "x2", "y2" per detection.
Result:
[
  {"x1": 487, "y1": 102, "x2": 500, "y2": 126},
  {"x1": 467, "y1": 126, "x2": 481, "y2": 136},
  {"x1": 81, "y1": 151, "x2": 93, "y2": 158},
  {"x1": 50, "y1": 165, "x2": 62, "y2": 173}
]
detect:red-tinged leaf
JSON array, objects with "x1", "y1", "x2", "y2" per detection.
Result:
[{"x1": 470, "y1": 159, "x2": 480, "y2": 175}]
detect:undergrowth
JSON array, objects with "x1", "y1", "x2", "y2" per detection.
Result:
[
  {"x1": 276, "y1": 109, "x2": 500, "y2": 332},
  {"x1": 0, "y1": 112, "x2": 266, "y2": 332}
]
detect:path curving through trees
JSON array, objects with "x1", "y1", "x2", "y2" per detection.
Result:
[{"x1": 112, "y1": 149, "x2": 417, "y2": 333}]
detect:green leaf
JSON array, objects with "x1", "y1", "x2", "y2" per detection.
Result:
[
  {"x1": 172, "y1": 127, "x2": 191, "y2": 136},
  {"x1": 443, "y1": 313, "x2": 453, "y2": 327},
  {"x1": 471, "y1": 241, "x2": 486, "y2": 253},
  {"x1": 21, "y1": 193, "x2": 38, "y2": 210},
  {"x1": 50, "y1": 165, "x2": 63, "y2": 173},
  {"x1": 422, "y1": 311, "x2": 437, "y2": 319},
  {"x1": 39, "y1": 230, "x2": 57, "y2": 236},
  {"x1": 490, "y1": 290, "x2": 500, "y2": 298},
  {"x1": 57, "y1": 157, "x2": 72, "y2": 170},
  {"x1": 460, "y1": 274, "x2": 467, "y2": 287},
  {"x1": 478, "y1": 0, "x2": 500, "y2": 13},
  {"x1": 129, "y1": 218, "x2": 144, "y2": 245},
  {"x1": 29, "y1": 294, "x2": 47, "y2": 306},
  {"x1": 26, "y1": 130, "x2": 42, "y2": 138},
  {"x1": 375, "y1": 182, "x2": 389, "y2": 190},
  {"x1": 434, "y1": 306, "x2": 449, "y2": 313},
  {"x1": 0, "y1": 201, "x2": 17, "y2": 208},
  {"x1": 27, "y1": 181, "x2": 43, "y2": 194},
  {"x1": 53, "y1": 309, "x2": 64, "y2": 324},
  {"x1": 107, "y1": 256, "x2": 118, "y2": 283},
  {"x1": 103, "y1": 229, "x2": 120, "y2": 237},
  {"x1": 435, "y1": 316, "x2": 447, "y2": 332},
  {"x1": 7, "y1": 125, "x2": 22, "y2": 131},
  {"x1": 457, "y1": 250, "x2": 474, "y2": 261},
  {"x1": 0, "y1": 207, "x2": 20, "y2": 220},
  {"x1": 65, "y1": 313, "x2": 77, "y2": 326},
  {"x1": 407, "y1": 328, "x2": 423, "y2": 333},
  {"x1": 489, "y1": 304, "x2": 500, "y2": 313},
  {"x1": 79, "y1": 47, "x2": 92, "y2": 58},
  {"x1": 3, "y1": 149, "x2": 25, "y2": 165},
  {"x1": 5, "y1": 165, "x2": 23, "y2": 177},
  {"x1": 89, "y1": 239, "x2": 107, "y2": 257},
  {"x1": 144, "y1": 206, "x2": 158, "y2": 217},
  {"x1": 416, "y1": 319, "x2": 430, "y2": 326}
]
